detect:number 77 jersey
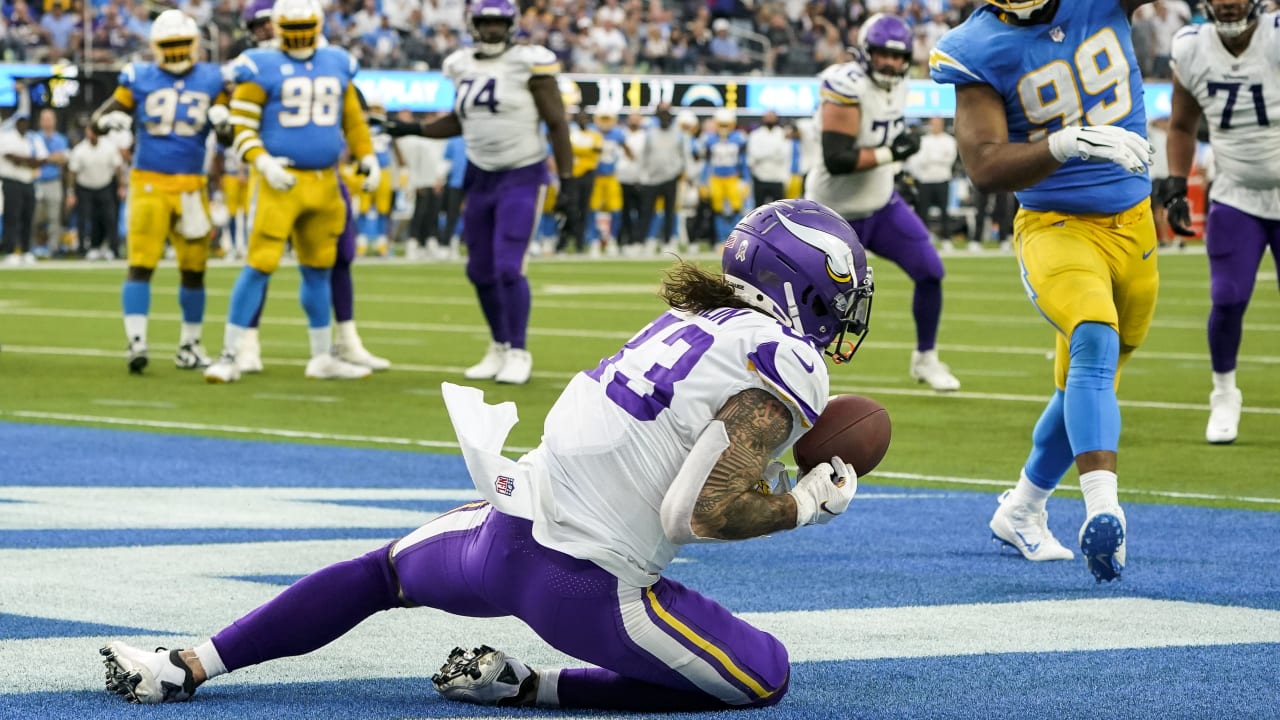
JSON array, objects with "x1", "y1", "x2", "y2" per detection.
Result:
[
  {"x1": 929, "y1": 0, "x2": 1150, "y2": 214},
  {"x1": 227, "y1": 46, "x2": 366, "y2": 170}
]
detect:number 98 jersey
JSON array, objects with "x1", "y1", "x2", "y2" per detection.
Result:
[
  {"x1": 114, "y1": 62, "x2": 226, "y2": 178},
  {"x1": 442, "y1": 44, "x2": 560, "y2": 172},
  {"x1": 229, "y1": 46, "x2": 359, "y2": 170},
  {"x1": 929, "y1": 0, "x2": 1150, "y2": 214}
]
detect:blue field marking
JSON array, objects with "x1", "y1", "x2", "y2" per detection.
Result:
[
  {"x1": 2, "y1": 423, "x2": 1278, "y2": 720},
  {"x1": 0, "y1": 615, "x2": 177, "y2": 641}
]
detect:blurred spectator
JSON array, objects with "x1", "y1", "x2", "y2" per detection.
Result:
[
  {"x1": 383, "y1": 0, "x2": 418, "y2": 33},
  {"x1": 34, "y1": 108, "x2": 68, "y2": 256},
  {"x1": 363, "y1": 15, "x2": 402, "y2": 67},
  {"x1": 181, "y1": 0, "x2": 213, "y2": 28},
  {"x1": 707, "y1": 17, "x2": 750, "y2": 74},
  {"x1": 37, "y1": 0, "x2": 79, "y2": 60},
  {"x1": 588, "y1": 16, "x2": 628, "y2": 69},
  {"x1": 638, "y1": 22, "x2": 669, "y2": 71},
  {"x1": 420, "y1": 0, "x2": 466, "y2": 32},
  {"x1": 1136, "y1": 0, "x2": 1191, "y2": 78},
  {"x1": 812, "y1": 18, "x2": 843, "y2": 70},
  {"x1": 0, "y1": 110, "x2": 48, "y2": 264},
  {"x1": 746, "y1": 110, "x2": 789, "y2": 206},
  {"x1": 905, "y1": 117, "x2": 959, "y2": 247},
  {"x1": 67, "y1": 122, "x2": 124, "y2": 259}
]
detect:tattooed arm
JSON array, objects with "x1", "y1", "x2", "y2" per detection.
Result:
[{"x1": 690, "y1": 388, "x2": 799, "y2": 540}]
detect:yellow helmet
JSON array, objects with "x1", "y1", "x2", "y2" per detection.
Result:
[
  {"x1": 150, "y1": 10, "x2": 199, "y2": 75},
  {"x1": 272, "y1": 0, "x2": 323, "y2": 60},
  {"x1": 982, "y1": 0, "x2": 1056, "y2": 23},
  {"x1": 559, "y1": 78, "x2": 582, "y2": 111}
]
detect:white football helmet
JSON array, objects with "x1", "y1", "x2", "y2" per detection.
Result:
[
  {"x1": 272, "y1": 0, "x2": 323, "y2": 59},
  {"x1": 150, "y1": 10, "x2": 200, "y2": 75},
  {"x1": 713, "y1": 108, "x2": 737, "y2": 132}
]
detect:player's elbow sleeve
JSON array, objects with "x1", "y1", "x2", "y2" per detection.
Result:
[{"x1": 822, "y1": 131, "x2": 859, "y2": 175}]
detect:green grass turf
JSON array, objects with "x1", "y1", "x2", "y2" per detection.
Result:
[{"x1": 1, "y1": 250, "x2": 1277, "y2": 510}]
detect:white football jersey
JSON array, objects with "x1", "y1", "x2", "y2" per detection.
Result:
[
  {"x1": 804, "y1": 62, "x2": 907, "y2": 219},
  {"x1": 1171, "y1": 14, "x2": 1280, "y2": 219},
  {"x1": 529, "y1": 308, "x2": 830, "y2": 587},
  {"x1": 442, "y1": 44, "x2": 559, "y2": 172}
]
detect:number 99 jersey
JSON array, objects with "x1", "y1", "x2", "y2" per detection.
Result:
[
  {"x1": 228, "y1": 46, "x2": 360, "y2": 170},
  {"x1": 929, "y1": 0, "x2": 1150, "y2": 214},
  {"x1": 442, "y1": 44, "x2": 560, "y2": 172},
  {"x1": 1171, "y1": 14, "x2": 1280, "y2": 219},
  {"x1": 114, "y1": 62, "x2": 227, "y2": 179}
]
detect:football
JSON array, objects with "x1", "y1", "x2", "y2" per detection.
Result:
[{"x1": 792, "y1": 394, "x2": 892, "y2": 477}]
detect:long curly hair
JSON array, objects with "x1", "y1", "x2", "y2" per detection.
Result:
[{"x1": 659, "y1": 260, "x2": 755, "y2": 314}]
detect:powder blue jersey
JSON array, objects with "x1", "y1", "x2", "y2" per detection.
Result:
[
  {"x1": 929, "y1": 0, "x2": 1150, "y2": 213},
  {"x1": 116, "y1": 62, "x2": 225, "y2": 177}
]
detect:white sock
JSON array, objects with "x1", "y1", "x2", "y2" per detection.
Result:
[
  {"x1": 1212, "y1": 371, "x2": 1236, "y2": 393},
  {"x1": 192, "y1": 640, "x2": 228, "y2": 680},
  {"x1": 1079, "y1": 469, "x2": 1119, "y2": 517},
  {"x1": 1009, "y1": 469, "x2": 1055, "y2": 510},
  {"x1": 180, "y1": 322, "x2": 201, "y2": 345},
  {"x1": 124, "y1": 314, "x2": 147, "y2": 344},
  {"x1": 222, "y1": 324, "x2": 246, "y2": 358},
  {"x1": 534, "y1": 667, "x2": 560, "y2": 707},
  {"x1": 309, "y1": 326, "x2": 332, "y2": 357},
  {"x1": 240, "y1": 327, "x2": 259, "y2": 351},
  {"x1": 335, "y1": 320, "x2": 360, "y2": 346}
]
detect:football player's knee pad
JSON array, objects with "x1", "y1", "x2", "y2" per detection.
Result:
[{"x1": 1067, "y1": 322, "x2": 1119, "y2": 388}]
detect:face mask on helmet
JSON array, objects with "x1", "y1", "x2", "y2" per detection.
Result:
[
  {"x1": 858, "y1": 14, "x2": 913, "y2": 89},
  {"x1": 469, "y1": 0, "x2": 518, "y2": 55},
  {"x1": 242, "y1": 0, "x2": 275, "y2": 44},
  {"x1": 982, "y1": 0, "x2": 1060, "y2": 24},
  {"x1": 150, "y1": 10, "x2": 200, "y2": 75},
  {"x1": 272, "y1": 0, "x2": 322, "y2": 59},
  {"x1": 721, "y1": 199, "x2": 875, "y2": 363},
  {"x1": 1203, "y1": 0, "x2": 1261, "y2": 38}
]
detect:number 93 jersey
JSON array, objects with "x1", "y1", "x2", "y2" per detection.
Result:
[
  {"x1": 114, "y1": 62, "x2": 226, "y2": 179},
  {"x1": 805, "y1": 62, "x2": 907, "y2": 219},
  {"x1": 442, "y1": 44, "x2": 560, "y2": 172},
  {"x1": 229, "y1": 46, "x2": 359, "y2": 170},
  {"x1": 1171, "y1": 13, "x2": 1280, "y2": 219},
  {"x1": 929, "y1": 0, "x2": 1150, "y2": 214},
  {"x1": 532, "y1": 308, "x2": 829, "y2": 587}
]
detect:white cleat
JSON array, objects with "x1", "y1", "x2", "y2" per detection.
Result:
[
  {"x1": 335, "y1": 340, "x2": 391, "y2": 371},
  {"x1": 1206, "y1": 388, "x2": 1242, "y2": 444},
  {"x1": 464, "y1": 341, "x2": 509, "y2": 380},
  {"x1": 237, "y1": 332, "x2": 265, "y2": 373},
  {"x1": 495, "y1": 348, "x2": 533, "y2": 385},
  {"x1": 432, "y1": 645, "x2": 536, "y2": 707},
  {"x1": 910, "y1": 350, "x2": 961, "y2": 392},
  {"x1": 988, "y1": 490, "x2": 1075, "y2": 561},
  {"x1": 100, "y1": 642, "x2": 197, "y2": 704},
  {"x1": 305, "y1": 352, "x2": 373, "y2": 380},
  {"x1": 174, "y1": 340, "x2": 212, "y2": 369},
  {"x1": 204, "y1": 352, "x2": 242, "y2": 384},
  {"x1": 1079, "y1": 505, "x2": 1127, "y2": 583}
]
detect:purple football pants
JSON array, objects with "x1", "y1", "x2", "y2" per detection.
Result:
[
  {"x1": 846, "y1": 192, "x2": 947, "y2": 352},
  {"x1": 1205, "y1": 201, "x2": 1280, "y2": 373},
  {"x1": 211, "y1": 504, "x2": 789, "y2": 711},
  {"x1": 461, "y1": 162, "x2": 547, "y2": 350}
]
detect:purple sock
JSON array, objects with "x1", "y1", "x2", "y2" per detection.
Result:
[
  {"x1": 331, "y1": 258, "x2": 355, "y2": 323},
  {"x1": 913, "y1": 278, "x2": 942, "y2": 352},
  {"x1": 473, "y1": 282, "x2": 506, "y2": 343},
  {"x1": 1208, "y1": 302, "x2": 1246, "y2": 373},
  {"x1": 502, "y1": 276, "x2": 531, "y2": 350},
  {"x1": 556, "y1": 667, "x2": 784, "y2": 711},
  {"x1": 210, "y1": 545, "x2": 399, "y2": 672}
]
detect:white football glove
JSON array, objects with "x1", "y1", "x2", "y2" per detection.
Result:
[
  {"x1": 206, "y1": 104, "x2": 230, "y2": 128},
  {"x1": 1047, "y1": 125, "x2": 1153, "y2": 174},
  {"x1": 789, "y1": 456, "x2": 858, "y2": 527},
  {"x1": 254, "y1": 153, "x2": 296, "y2": 192},
  {"x1": 358, "y1": 154, "x2": 381, "y2": 193}
]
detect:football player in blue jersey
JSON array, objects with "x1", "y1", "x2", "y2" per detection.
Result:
[
  {"x1": 930, "y1": 0, "x2": 1157, "y2": 582},
  {"x1": 202, "y1": 0, "x2": 381, "y2": 383},
  {"x1": 90, "y1": 9, "x2": 229, "y2": 374}
]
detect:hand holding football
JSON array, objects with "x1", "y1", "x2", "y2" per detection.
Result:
[{"x1": 793, "y1": 394, "x2": 892, "y2": 477}]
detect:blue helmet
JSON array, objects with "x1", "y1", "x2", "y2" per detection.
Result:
[
  {"x1": 722, "y1": 199, "x2": 874, "y2": 362},
  {"x1": 469, "y1": 0, "x2": 518, "y2": 55}
]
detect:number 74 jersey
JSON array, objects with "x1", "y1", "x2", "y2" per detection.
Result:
[
  {"x1": 929, "y1": 0, "x2": 1150, "y2": 214},
  {"x1": 1171, "y1": 13, "x2": 1280, "y2": 219}
]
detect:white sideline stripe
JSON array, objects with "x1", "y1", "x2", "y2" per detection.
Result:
[
  {"x1": 4, "y1": 410, "x2": 1278, "y2": 506},
  {"x1": 7, "y1": 344, "x2": 1280, "y2": 414},
  {"x1": 90, "y1": 399, "x2": 178, "y2": 409},
  {"x1": 7, "y1": 302, "x2": 1280, "y2": 334},
  {"x1": 252, "y1": 393, "x2": 341, "y2": 403}
]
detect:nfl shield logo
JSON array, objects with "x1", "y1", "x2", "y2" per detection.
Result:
[{"x1": 495, "y1": 476, "x2": 515, "y2": 496}]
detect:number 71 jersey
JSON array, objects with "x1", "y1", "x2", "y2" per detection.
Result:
[
  {"x1": 929, "y1": 0, "x2": 1150, "y2": 214},
  {"x1": 229, "y1": 46, "x2": 359, "y2": 170},
  {"x1": 1171, "y1": 13, "x2": 1280, "y2": 218},
  {"x1": 442, "y1": 44, "x2": 560, "y2": 172}
]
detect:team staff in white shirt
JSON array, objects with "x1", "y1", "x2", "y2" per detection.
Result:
[
  {"x1": 67, "y1": 123, "x2": 126, "y2": 259},
  {"x1": 395, "y1": 110, "x2": 451, "y2": 258},
  {"x1": 0, "y1": 110, "x2": 49, "y2": 265},
  {"x1": 746, "y1": 111, "x2": 791, "y2": 207},
  {"x1": 904, "y1": 117, "x2": 958, "y2": 246}
]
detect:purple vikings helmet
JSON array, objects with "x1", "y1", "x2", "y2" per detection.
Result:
[
  {"x1": 1202, "y1": 0, "x2": 1262, "y2": 38},
  {"x1": 469, "y1": 0, "x2": 518, "y2": 56},
  {"x1": 723, "y1": 199, "x2": 875, "y2": 363},
  {"x1": 242, "y1": 0, "x2": 274, "y2": 28},
  {"x1": 858, "y1": 14, "x2": 913, "y2": 89}
]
